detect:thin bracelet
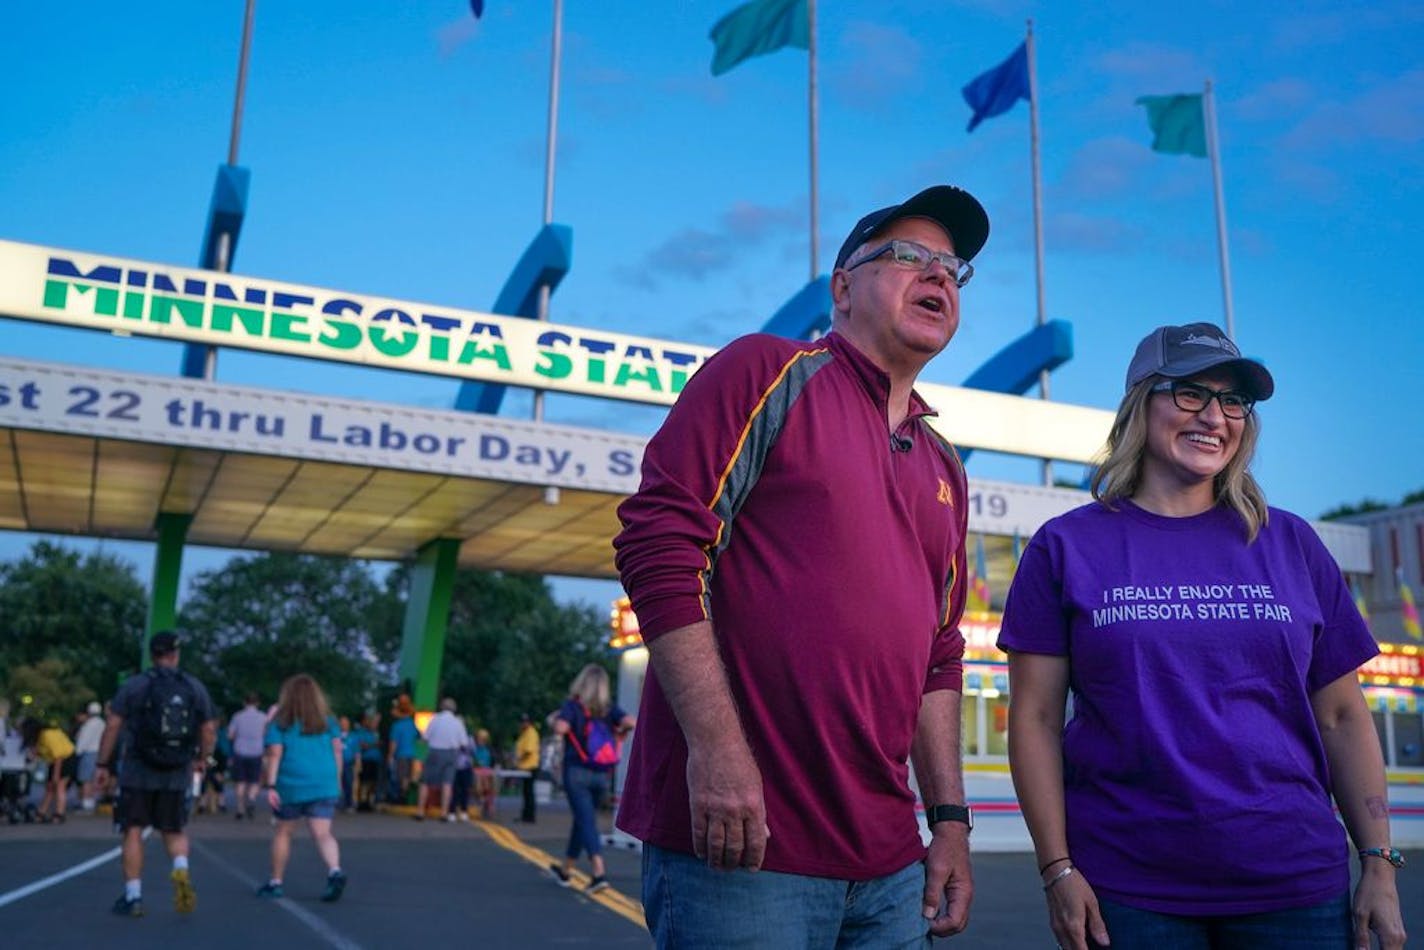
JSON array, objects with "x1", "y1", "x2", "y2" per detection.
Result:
[
  {"x1": 1043, "y1": 865, "x2": 1075, "y2": 891},
  {"x1": 1038, "y1": 856, "x2": 1071, "y2": 875}
]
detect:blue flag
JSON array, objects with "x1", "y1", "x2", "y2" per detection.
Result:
[
  {"x1": 962, "y1": 42, "x2": 1030, "y2": 132},
  {"x1": 709, "y1": 0, "x2": 809, "y2": 77},
  {"x1": 470, "y1": 0, "x2": 483, "y2": 18}
]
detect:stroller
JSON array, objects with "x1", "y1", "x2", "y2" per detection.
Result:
[{"x1": 0, "y1": 728, "x2": 36, "y2": 824}]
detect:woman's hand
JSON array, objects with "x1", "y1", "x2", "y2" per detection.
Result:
[
  {"x1": 1044, "y1": 866, "x2": 1109, "y2": 950},
  {"x1": 1353, "y1": 861, "x2": 1406, "y2": 949}
]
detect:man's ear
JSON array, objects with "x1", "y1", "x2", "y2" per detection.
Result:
[{"x1": 829, "y1": 269, "x2": 852, "y2": 319}]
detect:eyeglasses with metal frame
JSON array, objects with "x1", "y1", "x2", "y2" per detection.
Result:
[
  {"x1": 845, "y1": 240, "x2": 974, "y2": 288},
  {"x1": 1150, "y1": 379, "x2": 1256, "y2": 419}
]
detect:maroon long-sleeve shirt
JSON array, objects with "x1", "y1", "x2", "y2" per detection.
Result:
[{"x1": 613, "y1": 331, "x2": 969, "y2": 880}]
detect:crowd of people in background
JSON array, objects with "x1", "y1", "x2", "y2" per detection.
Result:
[
  {"x1": 1, "y1": 634, "x2": 640, "y2": 922},
  {"x1": 2, "y1": 676, "x2": 567, "y2": 832}
]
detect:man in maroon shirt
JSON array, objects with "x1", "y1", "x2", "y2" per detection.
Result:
[{"x1": 614, "y1": 185, "x2": 988, "y2": 947}]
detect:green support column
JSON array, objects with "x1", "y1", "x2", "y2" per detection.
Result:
[
  {"x1": 398, "y1": 538, "x2": 461, "y2": 711},
  {"x1": 146, "y1": 512, "x2": 193, "y2": 669}
]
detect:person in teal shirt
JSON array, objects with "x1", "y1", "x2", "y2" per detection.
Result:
[
  {"x1": 257, "y1": 674, "x2": 346, "y2": 903},
  {"x1": 353, "y1": 711, "x2": 381, "y2": 811},
  {"x1": 386, "y1": 695, "x2": 419, "y2": 804}
]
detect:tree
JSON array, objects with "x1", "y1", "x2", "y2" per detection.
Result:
[
  {"x1": 4, "y1": 657, "x2": 96, "y2": 726},
  {"x1": 0, "y1": 541, "x2": 148, "y2": 704},
  {"x1": 1319, "y1": 498, "x2": 1391, "y2": 521},
  {"x1": 382, "y1": 567, "x2": 615, "y2": 748},
  {"x1": 177, "y1": 552, "x2": 394, "y2": 717}
]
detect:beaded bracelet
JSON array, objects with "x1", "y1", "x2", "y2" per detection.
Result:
[
  {"x1": 1038, "y1": 856, "x2": 1071, "y2": 875},
  {"x1": 1043, "y1": 865, "x2": 1075, "y2": 891}
]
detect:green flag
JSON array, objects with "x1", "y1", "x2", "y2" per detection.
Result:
[
  {"x1": 1136, "y1": 93, "x2": 1207, "y2": 157},
  {"x1": 709, "y1": 0, "x2": 809, "y2": 76}
]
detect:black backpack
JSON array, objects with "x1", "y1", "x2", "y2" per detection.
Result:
[{"x1": 134, "y1": 669, "x2": 199, "y2": 770}]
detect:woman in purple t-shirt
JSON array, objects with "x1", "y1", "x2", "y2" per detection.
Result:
[{"x1": 1000, "y1": 323, "x2": 1405, "y2": 950}]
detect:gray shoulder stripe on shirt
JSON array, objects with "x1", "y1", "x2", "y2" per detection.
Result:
[{"x1": 699, "y1": 348, "x2": 835, "y2": 613}]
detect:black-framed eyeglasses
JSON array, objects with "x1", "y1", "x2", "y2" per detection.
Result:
[
  {"x1": 845, "y1": 240, "x2": 974, "y2": 288},
  {"x1": 1151, "y1": 380, "x2": 1255, "y2": 419}
]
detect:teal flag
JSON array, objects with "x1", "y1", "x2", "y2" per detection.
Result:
[
  {"x1": 709, "y1": 0, "x2": 809, "y2": 76},
  {"x1": 1136, "y1": 93, "x2": 1207, "y2": 157}
]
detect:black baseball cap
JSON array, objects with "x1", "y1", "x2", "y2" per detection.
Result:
[
  {"x1": 148, "y1": 630, "x2": 180, "y2": 657},
  {"x1": 833, "y1": 185, "x2": 990, "y2": 271},
  {"x1": 1125, "y1": 322, "x2": 1274, "y2": 400}
]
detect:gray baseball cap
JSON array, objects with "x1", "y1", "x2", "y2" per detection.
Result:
[{"x1": 1125, "y1": 322, "x2": 1274, "y2": 400}]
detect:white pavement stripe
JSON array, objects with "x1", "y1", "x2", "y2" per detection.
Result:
[
  {"x1": 193, "y1": 840, "x2": 365, "y2": 950},
  {"x1": 0, "y1": 828, "x2": 150, "y2": 909}
]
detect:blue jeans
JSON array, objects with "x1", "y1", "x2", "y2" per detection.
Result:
[
  {"x1": 562, "y1": 764, "x2": 609, "y2": 859},
  {"x1": 1092, "y1": 894, "x2": 1351, "y2": 949},
  {"x1": 643, "y1": 844, "x2": 930, "y2": 949}
]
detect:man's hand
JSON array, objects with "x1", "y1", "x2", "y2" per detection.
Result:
[
  {"x1": 92, "y1": 765, "x2": 113, "y2": 794},
  {"x1": 922, "y1": 823, "x2": 973, "y2": 937},
  {"x1": 685, "y1": 737, "x2": 769, "y2": 871}
]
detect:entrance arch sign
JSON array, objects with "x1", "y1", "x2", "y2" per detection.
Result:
[{"x1": 0, "y1": 239, "x2": 1114, "y2": 463}]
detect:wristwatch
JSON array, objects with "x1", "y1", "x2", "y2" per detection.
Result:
[
  {"x1": 925, "y1": 804, "x2": 973, "y2": 831},
  {"x1": 1358, "y1": 847, "x2": 1406, "y2": 868}
]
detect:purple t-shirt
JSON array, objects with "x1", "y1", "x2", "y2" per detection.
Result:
[{"x1": 998, "y1": 501, "x2": 1377, "y2": 915}]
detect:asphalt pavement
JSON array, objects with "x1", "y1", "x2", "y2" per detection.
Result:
[{"x1": 0, "y1": 794, "x2": 1417, "y2": 949}]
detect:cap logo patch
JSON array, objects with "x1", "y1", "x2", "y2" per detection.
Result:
[{"x1": 1180, "y1": 332, "x2": 1239, "y2": 355}]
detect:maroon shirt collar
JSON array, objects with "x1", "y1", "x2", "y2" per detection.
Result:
[{"x1": 824, "y1": 331, "x2": 939, "y2": 423}]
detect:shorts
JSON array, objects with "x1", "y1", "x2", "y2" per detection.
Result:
[
  {"x1": 423, "y1": 749, "x2": 458, "y2": 787},
  {"x1": 231, "y1": 755, "x2": 263, "y2": 784},
  {"x1": 75, "y1": 751, "x2": 99, "y2": 784},
  {"x1": 116, "y1": 787, "x2": 189, "y2": 833},
  {"x1": 274, "y1": 798, "x2": 338, "y2": 821}
]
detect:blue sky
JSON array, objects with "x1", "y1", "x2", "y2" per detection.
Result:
[{"x1": 2, "y1": 1, "x2": 1420, "y2": 610}]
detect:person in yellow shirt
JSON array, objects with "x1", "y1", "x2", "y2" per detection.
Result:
[
  {"x1": 21, "y1": 718, "x2": 75, "y2": 823},
  {"x1": 514, "y1": 713, "x2": 540, "y2": 823}
]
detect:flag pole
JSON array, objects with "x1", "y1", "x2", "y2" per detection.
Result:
[
  {"x1": 807, "y1": 0, "x2": 820, "y2": 280},
  {"x1": 227, "y1": 0, "x2": 256, "y2": 169},
  {"x1": 1203, "y1": 79, "x2": 1235, "y2": 341},
  {"x1": 534, "y1": 0, "x2": 564, "y2": 428},
  {"x1": 1026, "y1": 19, "x2": 1053, "y2": 487}
]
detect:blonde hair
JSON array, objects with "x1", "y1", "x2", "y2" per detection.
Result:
[
  {"x1": 273, "y1": 674, "x2": 333, "y2": 735},
  {"x1": 1090, "y1": 377, "x2": 1269, "y2": 542},
  {"x1": 568, "y1": 664, "x2": 612, "y2": 718}
]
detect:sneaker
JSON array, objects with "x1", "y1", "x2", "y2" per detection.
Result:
[
  {"x1": 111, "y1": 895, "x2": 144, "y2": 917},
  {"x1": 235, "y1": 811, "x2": 244, "y2": 821},
  {"x1": 456, "y1": 812, "x2": 470, "y2": 822},
  {"x1": 443, "y1": 813, "x2": 456, "y2": 823},
  {"x1": 548, "y1": 864, "x2": 571, "y2": 887},
  {"x1": 171, "y1": 868, "x2": 197, "y2": 913},
  {"x1": 586, "y1": 875, "x2": 610, "y2": 895},
  {"x1": 255, "y1": 882, "x2": 284, "y2": 899},
  {"x1": 320, "y1": 871, "x2": 347, "y2": 903}
]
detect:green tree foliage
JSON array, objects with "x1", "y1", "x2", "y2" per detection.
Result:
[
  {"x1": 5, "y1": 657, "x2": 96, "y2": 726},
  {"x1": 383, "y1": 567, "x2": 615, "y2": 748},
  {"x1": 177, "y1": 552, "x2": 394, "y2": 718},
  {"x1": 0, "y1": 541, "x2": 147, "y2": 705},
  {"x1": 1320, "y1": 498, "x2": 1392, "y2": 521}
]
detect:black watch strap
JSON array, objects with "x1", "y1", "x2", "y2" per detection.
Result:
[{"x1": 926, "y1": 804, "x2": 973, "y2": 830}]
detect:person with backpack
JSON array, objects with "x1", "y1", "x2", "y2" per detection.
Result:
[
  {"x1": 548, "y1": 664, "x2": 635, "y2": 895},
  {"x1": 94, "y1": 630, "x2": 217, "y2": 918}
]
